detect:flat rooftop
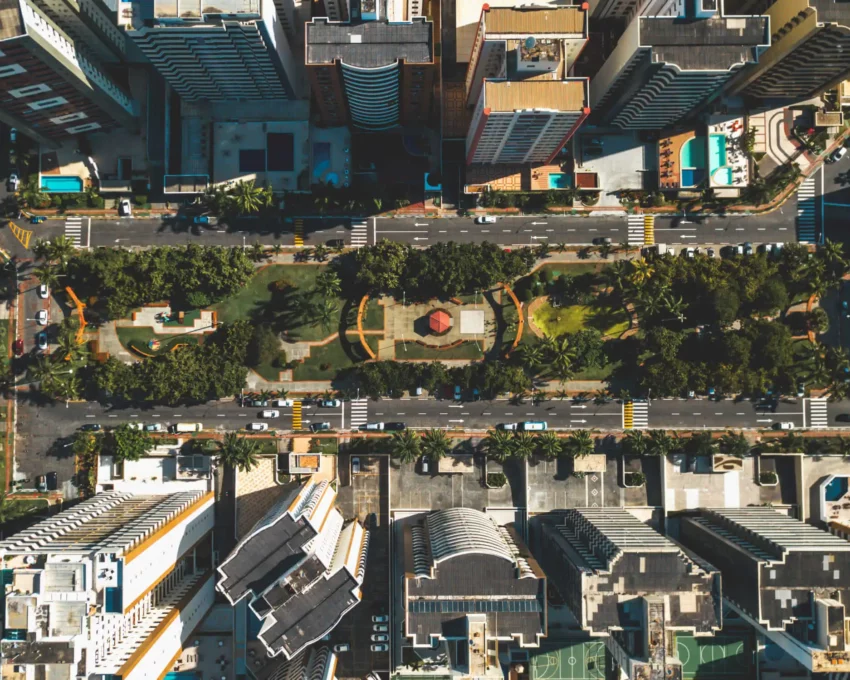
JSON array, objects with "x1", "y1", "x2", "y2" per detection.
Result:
[
  {"x1": 640, "y1": 15, "x2": 769, "y2": 70},
  {"x1": 484, "y1": 7, "x2": 585, "y2": 36},
  {"x1": 152, "y1": 0, "x2": 260, "y2": 19},
  {"x1": 484, "y1": 79, "x2": 587, "y2": 112},
  {"x1": 0, "y1": 0, "x2": 23, "y2": 40},
  {"x1": 811, "y1": 0, "x2": 850, "y2": 27},
  {"x1": 306, "y1": 18, "x2": 433, "y2": 67}
]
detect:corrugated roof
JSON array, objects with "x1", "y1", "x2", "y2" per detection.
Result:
[
  {"x1": 484, "y1": 79, "x2": 586, "y2": 112},
  {"x1": 307, "y1": 18, "x2": 433, "y2": 67},
  {"x1": 484, "y1": 7, "x2": 585, "y2": 36}
]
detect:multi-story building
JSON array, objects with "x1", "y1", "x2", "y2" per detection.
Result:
[
  {"x1": 726, "y1": 0, "x2": 850, "y2": 100},
  {"x1": 27, "y1": 0, "x2": 126, "y2": 62},
  {"x1": 0, "y1": 0, "x2": 138, "y2": 146},
  {"x1": 401, "y1": 508, "x2": 547, "y2": 669},
  {"x1": 257, "y1": 644, "x2": 339, "y2": 680},
  {"x1": 679, "y1": 507, "x2": 850, "y2": 674},
  {"x1": 217, "y1": 478, "x2": 369, "y2": 661},
  {"x1": 0, "y1": 490, "x2": 215, "y2": 680},
  {"x1": 464, "y1": 6, "x2": 590, "y2": 165},
  {"x1": 590, "y1": 7, "x2": 769, "y2": 129},
  {"x1": 305, "y1": 15, "x2": 435, "y2": 130},
  {"x1": 127, "y1": 0, "x2": 297, "y2": 102},
  {"x1": 587, "y1": 0, "x2": 680, "y2": 22},
  {"x1": 536, "y1": 509, "x2": 722, "y2": 680}
]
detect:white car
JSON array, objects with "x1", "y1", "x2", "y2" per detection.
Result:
[
  {"x1": 371, "y1": 634, "x2": 389, "y2": 642},
  {"x1": 373, "y1": 624, "x2": 388, "y2": 632},
  {"x1": 247, "y1": 422, "x2": 269, "y2": 431},
  {"x1": 828, "y1": 146, "x2": 848, "y2": 163},
  {"x1": 498, "y1": 423, "x2": 518, "y2": 431},
  {"x1": 272, "y1": 399, "x2": 294, "y2": 407},
  {"x1": 371, "y1": 644, "x2": 388, "y2": 653},
  {"x1": 35, "y1": 310, "x2": 47, "y2": 326},
  {"x1": 118, "y1": 199, "x2": 132, "y2": 217},
  {"x1": 364, "y1": 422, "x2": 384, "y2": 431},
  {"x1": 474, "y1": 216, "x2": 497, "y2": 224},
  {"x1": 144, "y1": 423, "x2": 163, "y2": 432},
  {"x1": 260, "y1": 409, "x2": 280, "y2": 418},
  {"x1": 684, "y1": 247, "x2": 696, "y2": 259},
  {"x1": 320, "y1": 399, "x2": 341, "y2": 408},
  {"x1": 37, "y1": 284, "x2": 48, "y2": 299},
  {"x1": 7, "y1": 172, "x2": 19, "y2": 192},
  {"x1": 333, "y1": 644, "x2": 350, "y2": 653},
  {"x1": 775, "y1": 422, "x2": 795, "y2": 431}
]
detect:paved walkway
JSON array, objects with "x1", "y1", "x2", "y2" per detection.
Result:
[{"x1": 96, "y1": 323, "x2": 133, "y2": 361}]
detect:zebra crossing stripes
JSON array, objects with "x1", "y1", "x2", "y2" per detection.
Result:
[
  {"x1": 350, "y1": 399, "x2": 368, "y2": 429},
  {"x1": 808, "y1": 397, "x2": 828, "y2": 429},
  {"x1": 627, "y1": 216, "x2": 645, "y2": 246},
  {"x1": 629, "y1": 401, "x2": 649, "y2": 429},
  {"x1": 65, "y1": 216, "x2": 83, "y2": 247},
  {"x1": 294, "y1": 219, "x2": 304, "y2": 247},
  {"x1": 292, "y1": 401, "x2": 302, "y2": 430},
  {"x1": 643, "y1": 215, "x2": 655, "y2": 245},
  {"x1": 796, "y1": 176, "x2": 817, "y2": 244},
  {"x1": 351, "y1": 221, "x2": 368, "y2": 248}
]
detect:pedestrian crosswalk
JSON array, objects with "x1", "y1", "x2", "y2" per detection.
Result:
[
  {"x1": 292, "y1": 400, "x2": 302, "y2": 430},
  {"x1": 294, "y1": 218, "x2": 304, "y2": 247},
  {"x1": 627, "y1": 216, "x2": 645, "y2": 246},
  {"x1": 807, "y1": 397, "x2": 828, "y2": 429},
  {"x1": 350, "y1": 399, "x2": 368, "y2": 429},
  {"x1": 351, "y1": 221, "x2": 368, "y2": 248},
  {"x1": 643, "y1": 215, "x2": 655, "y2": 245},
  {"x1": 797, "y1": 176, "x2": 817, "y2": 244},
  {"x1": 623, "y1": 401, "x2": 649, "y2": 429},
  {"x1": 65, "y1": 216, "x2": 83, "y2": 247}
]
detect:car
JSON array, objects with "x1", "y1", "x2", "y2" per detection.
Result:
[
  {"x1": 371, "y1": 634, "x2": 389, "y2": 642},
  {"x1": 272, "y1": 399, "x2": 294, "y2": 407},
  {"x1": 371, "y1": 644, "x2": 389, "y2": 653},
  {"x1": 364, "y1": 422, "x2": 384, "y2": 431},
  {"x1": 373, "y1": 625, "x2": 389, "y2": 634},
  {"x1": 572, "y1": 395, "x2": 591, "y2": 404},
  {"x1": 775, "y1": 422, "x2": 795, "y2": 430},
  {"x1": 498, "y1": 423, "x2": 519, "y2": 431},
  {"x1": 36, "y1": 332, "x2": 47, "y2": 351},
  {"x1": 474, "y1": 216, "x2": 497, "y2": 224},
  {"x1": 80, "y1": 423, "x2": 101, "y2": 432},
  {"x1": 311, "y1": 422, "x2": 331, "y2": 432},
  {"x1": 35, "y1": 310, "x2": 47, "y2": 326},
  {"x1": 320, "y1": 399, "x2": 341, "y2": 408},
  {"x1": 250, "y1": 400, "x2": 268, "y2": 407},
  {"x1": 247, "y1": 422, "x2": 269, "y2": 431},
  {"x1": 351, "y1": 457, "x2": 360, "y2": 474},
  {"x1": 29, "y1": 216, "x2": 45, "y2": 224},
  {"x1": 520, "y1": 421, "x2": 547, "y2": 431},
  {"x1": 36, "y1": 472, "x2": 57, "y2": 492},
  {"x1": 333, "y1": 644, "x2": 350, "y2": 653},
  {"x1": 384, "y1": 422, "x2": 406, "y2": 431},
  {"x1": 13, "y1": 338, "x2": 23, "y2": 356},
  {"x1": 706, "y1": 247, "x2": 716, "y2": 258},
  {"x1": 683, "y1": 247, "x2": 696, "y2": 259},
  {"x1": 836, "y1": 414, "x2": 850, "y2": 422},
  {"x1": 118, "y1": 199, "x2": 132, "y2": 217},
  {"x1": 828, "y1": 146, "x2": 848, "y2": 163},
  {"x1": 770, "y1": 242, "x2": 785, "y2": 256},
  {"x1": 420, "y1": 456, "x2": 429, "y2": 474},
  {"x1": 453, "y1": 385, "x2": 462, "y2": 401},
  {"x1": 9, "y1": 128, "x2": 16, "y2": 143},
  {"x1": 797, "y1": 384, "x2": 806, "y2": 398},
  {"x1": 720, "y1": 245, "x2": 743, "y2": 258},
  {"x1": 260, "y1": 410, "x2": 280, "y2": 418},
  {"x1": 144, "y1": 423, "x2": 163, "y2": 432},
  {"x1": 37, "y1": 284, "x2": 48, "y2": 299},
  {"x1": 372, "y1": 615, "x2": 389, "y2": 623},
  {"x1": 742, "y1": 242, "x2": 754, "y2": 256},
  {"x1": 192, "y1": 215, "x2": 210, "y2": 225},
  {"x1": 6, "y1": 172, "x2": 18, "y2": 193},
  {"x1": 592, "y1": 237, "x2": 612, "y2": 245}
]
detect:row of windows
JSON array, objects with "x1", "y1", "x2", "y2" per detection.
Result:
[{"x1": 409, "y1": 599, "x2": 542, "y2": 613}]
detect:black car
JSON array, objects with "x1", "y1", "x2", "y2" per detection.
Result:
[
  {"x1": 80, "y1": 423, "x2": 102, "y2": 432},
  {"x1": 592, "y1": 237, "x2": 612, "y2": 246},
  {"x1": 384, "y1": 422, "x2": 406, "y2": 431},
  {"x1": 836, "y1": 414, "x2": 850, "y2": 422}
]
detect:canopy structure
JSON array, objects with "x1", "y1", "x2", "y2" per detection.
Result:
[{"x1": 429, "y1": 310, "x2": 452, "y2": 334}]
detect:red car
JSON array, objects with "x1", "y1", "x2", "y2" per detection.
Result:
[{"x1": 13, "y1": 338, "x2": 23, "y2": 356}]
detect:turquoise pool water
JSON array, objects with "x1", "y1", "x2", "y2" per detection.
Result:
[
  {"x1": 708, "y1": 134, "x2": 727, "y2": 171},
  {"x1": 713, "y1": 167, "x2": 734, "y2": 185},
  {"x1": 548, "y1": 173, "x2": 572, "y2": 190},
  {"x1": 680, "y1": 137, "x2": 706, "y2": 168},
  {"x1": 41, "y1": 176, "x2": 83, "y2": 193},
  {"x1": 825, "y1": 476, "x2": 848, "y2": 502},
  {"x1": 164, "y1": 672, "x2": 199, "y2": 680}
]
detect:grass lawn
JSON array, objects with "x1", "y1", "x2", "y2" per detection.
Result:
[
  {"x1": 292, "y1": 334, "x2": 378, "y2": 380},
  {"x1": 536, "y1": 262, "x2": 611, "y2": 278},
  {"x1": 311, "y1": 438, "x2": 339, "y2": 455},
  {"x1": 116, "y1": 326, "x2": 205, "y2": 356},
  {"x1": 572, "y1": 360, "x2": 621, "y2": 381},
  {"x1": 399, "y1": 340, "x2": 484, "y2": 360},
  {"x1": 362, "y1": 299, "x2": 384, "y2": 331},
  {"x1": 162, "y1": 309, "x2": 202, "y2": 327},
  {"x1": 255, "y1": 439, "x2": 279, "y2": 454},
  {"x1": 0, "y1": 318, "x2": 8, "y2": 369},
  {"x1": 533, "y1": 301, "x2": 629, "y2": 338}
]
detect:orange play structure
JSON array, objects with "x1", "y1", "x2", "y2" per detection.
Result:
[{"x1": 64, "y1": 286, "x2": 87, "y2": 349}]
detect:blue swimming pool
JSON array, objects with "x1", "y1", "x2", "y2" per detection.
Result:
[
  {"x1": 40, "y1": 176, "x2": 83, "y2": 193},
  {"x1": 163, "y1": 673, "x2": 199, "y2": 680},
  {"x1": 825, "y1": 476, "x2": 848, "y2": 502},
  {"x1": 548, "y1": 173, "x2": 572, "y2": 190},
  {"x1": 680, "y1": 137, "x2": 706, "y2": 168},
  {"x1": 708, "y1": 134, "x2": 727, "y2": 171},
  {"x1": 681, "y1": 169, "x2": 705, "y2": 187},
  {"x1": 713, "y1": 166, "x2": 734, "y2": 185}
]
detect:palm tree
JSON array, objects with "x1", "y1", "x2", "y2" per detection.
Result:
[
  {"x1": 217, "y1": 432, "x2": 260, "y2": 472},
  {"x1": 646, "y1": 429, "x2": 676, "y2": 456},
  {"x1": 32, "y1": 264, "x2": 60, "y2": 291},
  {"x1": 314, "y1": 195, "x2": 330, "y2": 215},
  {"x1": 230, "y1": 180, "x2": 264, "y2": 214},
  {"x1": 780, "y1": 432, "x2": 805, "y2": 453},
  {"x1": 621, "y1": 430, "x2": 648, "y2": 456},
  {"x1": 511, "y1": 432, "x2": 537, "y2": 460},
  {"x1": 315, "y1": 298, "x2": 339, "y2": 335},
  {"x1": 592, "y1": 389, "x2": 612, "y2": 405},
  {"x1": 421, "y1": 429, "x2": 451, "y2": 462},
  {"x1": 829, "y1": 436, "x2": 850, "y2": 457},
  {"x1": 686, "y1": 431, "x2": 717, "y2": 457},
  {"x1": 249, "y1": 242, "x2": 266, "y2": 262},
  {"x1": 544, "y1": 336, "x2": 576, "y2": 383},
  {"x1": 271, "y1": 243, "x2": 284, "y2": 256},
  {"x1": 389, "y1": 430, "x2": 421, "y2": 464},
  {"x1": 518, "y1": 344, "x2": 545, "y2": 373},
  {"x1": 52, "y1": 374, "x2": 82, "y2": 401},
  {"x1": 0, "y1": 493, "x2": 25, "y2": 524},
  {"x1": 31, "y1": 238, "x2": 52, "y2": 262},
  {"x1": 628, "y1": 259, "x2": 654, "y2": 286},
  {"x1": 820, "y1": 239, "x2": 847, "y2": 271},
  {"x1": 257, "y1": 389, "x2": 273, "y2": 404},
  {"x1": 48, "y1": 235, "x2": 76, "y2": 269},
  {"x1": 536, "y1": 431, "x2": 563, "y2": 459},
  {"x1": 313, "y1": 244, "x2": 329, "y2": 262},
  {"x1": 564, "y1": 429, "x2": 595, "y2": 458},
  {"x1": 482, "y1": 429, "x2": 514, "y2": 463},
  {"x1": 536, "y1": 243, "x2": 550, "y2": 259},
  {"x1": 29, "y1": 356, "x2": 64, "y2": 385},
  {"x1": 719, "y1": 431, "x2": 750, "y2": 457},
  {"x1": 663, "y1": 294, "x2": 687, "y2": 320},
  {"x1": 316, "y1": 270, "x2": 342, "y2": 299}
]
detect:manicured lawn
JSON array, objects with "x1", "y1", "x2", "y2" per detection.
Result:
[
  {"x1": 362, "y1": 299, "x2": 384, "y2": 331},
  {"x1": 292, "y1": 334, "x2": 378, "y2": 380},
  {"x1": 533, "y1": 301, "x2": 629, "y2": 338},
  {"x1": 536, "y1": 262, "x2": 610, "y2": 279},
  {"x1": 116, "y1": 326, "x2": 205, "y2": 356},
  {"x1": 162, "y1": 309, "x2": 202, "y2": 327},
  {"x1": 398, "y1": 340, "x2": 484, "y2": 360}
]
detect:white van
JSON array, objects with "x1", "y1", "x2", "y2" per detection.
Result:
[
  {"x1": 172, "y1": 423, "x2": 203, "y2": 433},
  {"x1": 520, "y1": 421, "x2": 548, "y2": 431}
]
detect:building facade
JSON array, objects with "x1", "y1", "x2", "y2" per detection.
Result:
[
  {"x1": 306, "y1": 16, "x2": 435, "y2": 130},
  {"x1": 0, "y1": 0, "x2": 138, "y2": 146},
  {"x1": 536, "y1": 509, "x2": 722, "y2": 680},
  {"x1": 464, "y1": 6, "x2": 590, "y2": 165},
  {"x1": 217, "y1": 479, "x2": 369, "y2": 660},
  {"x1": 0, "y1": 490, "x2": 215, "y2": 680},
  {"x1": 128, "y1": 0, "x2": 297, "y2": 102},
  {"x1": 679, "y1": 507, "x2": 850, "y2": 674},
  {"x1": 590, "y1": 9, "x2": 769, "y2": 129}
]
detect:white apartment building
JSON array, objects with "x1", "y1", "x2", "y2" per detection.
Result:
[{"x1": 0, "y1": 490, "x2": 215, "y2": 680}]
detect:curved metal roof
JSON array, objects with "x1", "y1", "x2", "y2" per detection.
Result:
[{"x1": 425, "y1": 508, "x2": 514, "y2": 564}]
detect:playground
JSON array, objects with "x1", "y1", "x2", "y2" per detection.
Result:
[
  {"x1": 531, "y1": 641, "x2": 606, "y2": 680},
  {"x1": 676, "y1": 633, "x2": 755, "y2": 680}
]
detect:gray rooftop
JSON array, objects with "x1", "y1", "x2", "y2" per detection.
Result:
[
  {"x1": 640, "y1": 15, "x2": 768, "y2": 70},
  {"x1": 306, "y1": 18, "x2": 433, "y2": 67},
  {"x1": 810, "y1": 0, "x2": 850, "y2": 27}
]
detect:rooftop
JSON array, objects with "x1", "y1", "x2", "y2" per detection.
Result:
[
  {"x1": 306, "y1": 17, "x2": 433, "y2": 67},
  {"x1": 483, "y1": 79, "x2": 587, "y2": 112},
  {"x1": 0, "y1": 0, "x2": 24, "y2": 40},
  {"x1": 152, "y1": 0, "x2": 260, "y2": 19},
  {"x1": 484, "y1": 7, "x2": 586, "y2": 36},
  {"x1": 811, "y1": 0, "x2": 850, "y2": 27}
]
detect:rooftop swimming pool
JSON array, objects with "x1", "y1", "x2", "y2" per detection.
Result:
[
  {"x1": 680, "y1": 137, "x2": 706, "y2": 168},
  {"x1": 825, "y1": 476, "x2": 848, "y2": 502},
  {"x1": 548, "y1": 173, "x2": 572, "y2": 190},
  {"x1": 709, "y1": 134, "x2": 727, "y2": 172},
  {"x1": 40, "y1": 176, "x2": 83, "y2": 193}
]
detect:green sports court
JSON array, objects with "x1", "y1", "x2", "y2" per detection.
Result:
[
  {"x1": 531, "y1": 641, "x2": 607, "y2": 680},
  {"x1": 675, "y1": 632, "x2": 755, "y2": 680}
]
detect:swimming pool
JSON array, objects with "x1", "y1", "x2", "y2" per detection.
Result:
[
  {"x1": 40, "y1": 176, "x2": 83, "y2": 193},
  {"x1": 680, "y1": 137, "x2": 706, "y2": 168},
  {"x1": 312, "y1": 143, "x2": 331, "y2": 181},
  {"x1": 681, "y1": 169, "x2": 705, "y2": 187},
  {"x1": 708, "y1": 134, "x2": 727, "y2": 171},
  {"x1": 163, "y1": 673, "x2": 199, "y2": 680},
  {"x1": 825, "y1": 476, "x2": 848, "y2": 502},
  {"x1": 713, "y1": 167, "x2": 734, "y2": 185},
  {"x1": 548, "y1": 173, "x2": 572, "y2": 190}
]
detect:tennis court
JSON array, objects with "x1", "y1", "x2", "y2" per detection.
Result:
[
  {"x1": 676, "y1": 633, "x2": 754, "y2": 680},
  {"x1": 531, "y1": 641, "x2": 607, "y2": 680}
]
